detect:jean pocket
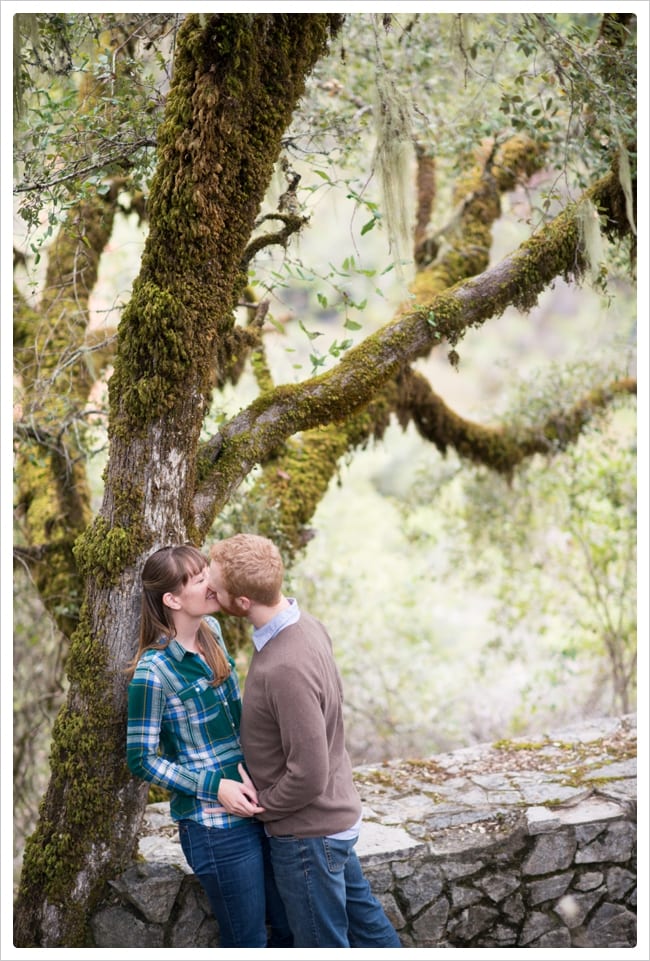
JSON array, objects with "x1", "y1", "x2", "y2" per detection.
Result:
[
  {"x1": 177, "y1": 819, "x2": 194, "y2": 864},
  {"x1": 322, "y1": 836, "x2": 351, "y2": 873},
  {"x1": 178, "y1": 819, "x2": 192, "y2": 840}
]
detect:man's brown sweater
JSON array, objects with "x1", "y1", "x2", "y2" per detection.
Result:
[{"x1": 240, "y1": 611, "x2": 362, "y2": 837}]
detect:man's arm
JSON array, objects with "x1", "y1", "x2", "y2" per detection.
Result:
[{"x1": 255, "y1": 666, "x2": 330, "y2": 819}]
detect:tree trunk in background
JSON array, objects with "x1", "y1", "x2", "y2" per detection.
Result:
[
  {"x1": 12, "y1": 12, "x2": 636, "y2": 946},
  {"x1": 13, "y1": 13, "x2": 343, "y2": 946}
]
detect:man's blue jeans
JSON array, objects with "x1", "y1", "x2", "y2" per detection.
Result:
[
  {"x1": 268, "y1": 832, "x2": 402, "y2": 947},
  {"x1": 178, "y1": 818, "x2": 292, "y2": 948}
]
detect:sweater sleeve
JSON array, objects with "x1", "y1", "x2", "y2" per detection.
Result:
[{"x1": 255, "y1": 662, "x2": 331, "y2": 819}]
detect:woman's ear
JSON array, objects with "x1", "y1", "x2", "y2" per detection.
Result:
[{"x1": 163, "y1": 591, "x2": 181, "y2": 611}]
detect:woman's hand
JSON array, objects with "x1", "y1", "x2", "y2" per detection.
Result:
[{"x1": 204, "y1": 764, "x2": 265, "y2": 817}]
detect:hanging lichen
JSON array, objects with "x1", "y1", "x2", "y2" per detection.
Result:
[
  {"x1": 617, "y1": 139, "x2": 636, "y2": 236},
  {"x1": 577, "y1": 198, "x2": 606, "y2": 285},
  {"x1": 371, "y1": 47, "x2": 414, "y2": 285}
]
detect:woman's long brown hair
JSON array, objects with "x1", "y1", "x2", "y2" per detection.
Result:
[{"x1": 129, "y1": 545, "x2": 230, "y2": 686}]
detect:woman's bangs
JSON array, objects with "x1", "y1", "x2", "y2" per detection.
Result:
[{"x1": 178, "y1": 547, "x2": 207, "y2": 582}]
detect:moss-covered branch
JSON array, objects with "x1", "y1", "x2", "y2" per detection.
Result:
[
  {"x1": 211, "y1": 391, "x2": 396, "y2": 560},
  {"x1": 395, "y1": 368, "x2": 637, "y2": 476},
  {"x1": 14, "y1": 15, "x2": 347, "y2": 948},
  {"x1": 242, "y1": 212, "x2": 308, "y2": 266},
  {"x1": 411, "y1": 134, "x2": 546, "y2": 294},
  {"x1": 194, "y1": 135, "x2": 546, "y2": 542},
  {"x1": 195, "y1": 151, "x2": 632, "y2": 534}
]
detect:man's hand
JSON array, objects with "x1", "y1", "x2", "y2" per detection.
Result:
[{"x1": 204, "y1": 764, "x2": 265, "y2": 817}]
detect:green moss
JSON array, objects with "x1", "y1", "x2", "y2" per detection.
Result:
[
  {"x1": 74, "y1": 517, "x2": 142, "y2": 584},
  {"x1": 109, "y1": 14, "x2": 343, "y2": 437},
  {"x1": 492, "y1": 732, "x2": 637, "y2": 779},
  {"x1": 493, "y1": 738, "x2": 553, "y2": 751},
  {"x1": 409, "y1": 135, "x2": 546, "y2": 346},
  {"x1": 14, "y1": 193, "x2": 112, "y2": 641},
  {"x1": 16, "y1": 18, "x2": 349, "y2": 945},
  {"x1": 16, "y1": 605, "x2": 127, "y2": 939},
  {"x1": 557, "y1": 772, "x2": 632, "y2": 790},
  {"x1": 354, "y1": 768, "x2": 397, "y2": 788}
]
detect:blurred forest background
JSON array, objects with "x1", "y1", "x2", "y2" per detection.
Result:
[{"x1": 12, "y1": 10, "x2": 638, "y2": 893}]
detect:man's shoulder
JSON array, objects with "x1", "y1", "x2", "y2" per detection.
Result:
[
  {"x1": 277, "y1": 610, "x2": 329, "y2": 643},
  {"x1": 256, "y1": 613, "x2": 333, "y2": 672}
]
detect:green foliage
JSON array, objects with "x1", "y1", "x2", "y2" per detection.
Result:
[
  {"x1": 238, "y1": 11, "x2": 637, "y2": 367},
  {"x1": 14, "y1": 13, "x2": 173, "y2": 234},
  {"x1": 248, "y1": 251, "x2": 379, "y2": 375},
  {"x1": 403, "y1": 364, "x2": 637, "y2": 717},
  {"x1": 14, "y1": 11, "x2": 636, "y2": 277},
  {"x1": 14, "y1": 12, "x2": 636, "y2": 374},
  {"x1": 291, "y1": 13, "x2": 635, "y2": 215},
  {"x1": 12, "y1": 5, "x2": 637, "y2": 878}
]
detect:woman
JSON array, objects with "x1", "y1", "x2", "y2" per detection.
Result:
[{"x1": 126, "y1": 544, "x2": 291, "y2": 948}]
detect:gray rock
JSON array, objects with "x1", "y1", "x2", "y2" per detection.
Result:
[
  {"x1": 169, "y1": 885, "x2": 219, "y2": 947},
  {"x1": 522, "y1": 831, "x2": 577, "y2": 875},
  {"x1": 606, "y1": 865, "x2": 636, "y2": 900},
  {"x1": 526, "y1": 870, "x2": 573, "y2": 905},
  {"x1": 449, "y1": 903, "x2": 499, "y2": 941},
  {"x1": 397, "y1": 860, "x2": 444, "y2": 915},
  {"x1": 90, "y1": 905, "x2": 164, "y2": 948},
  {"x1": 574, "y1": 870, "x2": 604, "y2": 891},
  {"x1": 475, "y1": 871, "x2": 520, "y2": 903},
  {"x1": 411, "y1": 897, "x2": 449, "y2": 945},
  {"x1": 584, "y1": 901, "x2": 637, "y2": 947},
  {"x1": 109, "y1": 861, "x2": 184, "y2": 924},
  {"x1": 575, "y1": 820, "x2": 636, "y2": 864}
]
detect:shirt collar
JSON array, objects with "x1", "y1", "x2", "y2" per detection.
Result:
[
  {"x1": 252, "y1": 597, "x2": 300, "y2": 651},
  {"x1": 167, "y1": 637, "x2": 196, "y2": 661}
]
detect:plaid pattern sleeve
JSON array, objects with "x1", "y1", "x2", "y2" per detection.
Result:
[{"x1": 126, "y1": 621, "x2": 247, "y2": 828}]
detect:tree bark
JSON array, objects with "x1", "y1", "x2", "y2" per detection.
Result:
[
  {"x1": 193, "y1": 167, "x2": 633, "y2": 533},
  {"x1": 13, "y1": 12, "x2": 635, "y2": 947},
  {"x1": 13, "y1": 13, "x2": 343, "y2": 946}
]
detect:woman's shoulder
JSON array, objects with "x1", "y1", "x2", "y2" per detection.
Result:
[
  {"x1": 203, "y1": 614, "x2": 223, "y2": 640},
  {"x1": 132, "y1": 645, "x2": 172, "y2": 679}
]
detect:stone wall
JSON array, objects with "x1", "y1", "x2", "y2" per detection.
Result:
[{"x1": 91, "y1": 714, "x2": 636, "y2": 948}]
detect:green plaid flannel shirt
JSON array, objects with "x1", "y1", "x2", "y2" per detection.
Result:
[{"x1": 126, "y1": 616, "x2": 247, "y2": 827}]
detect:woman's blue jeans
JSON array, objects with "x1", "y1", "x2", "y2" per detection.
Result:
[
  {"x1": 268, "y1": 832, "x2": 402, "y2": 947},
  {"x1": 178, "y1": 818, "x2": 292, "y2": 948}
]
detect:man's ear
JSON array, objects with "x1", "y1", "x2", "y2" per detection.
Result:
[
  {"x1": 163, "y1": 591, "x2": 181, "y2": 611},
  {"x1": 237, "y1": 596, "x2": 252, "y2": 613}
]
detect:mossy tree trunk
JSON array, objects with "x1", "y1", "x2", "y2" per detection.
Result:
[
  {"x1": 13, "y1": 13, "x2": 343, "y2": 947},
  {"x1": 13, "y1": 12, "x2": 635, "y2": 948}
]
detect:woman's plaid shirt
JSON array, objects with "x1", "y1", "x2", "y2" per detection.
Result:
[{"x1": 126, "y1": 617, "x2": 248, "y2": 828}]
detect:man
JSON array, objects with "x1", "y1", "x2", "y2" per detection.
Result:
[{"x1": 208, "y1": 533, "x2": 402, "y2": 949}]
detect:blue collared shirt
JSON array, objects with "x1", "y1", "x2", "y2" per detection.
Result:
[{"x1": 252, "y1": 597, "x2": 301, "y2": 651}]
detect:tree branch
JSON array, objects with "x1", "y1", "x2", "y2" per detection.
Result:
[
  {"x1": 13, "y1": 138, "x2": 158, "y2": 193},
  {"x1": 193, "y1": 167, "x2": 631, "y2": 531},
  {"x1": 196, "y1": 134, "x2": 547, "y2": 541},
  {"x1": 241, "y1": 213, "x2": 309, "y2": 266},
  {"x1": 395, "y1": 368, "x2": 637, "y2": 475}
]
